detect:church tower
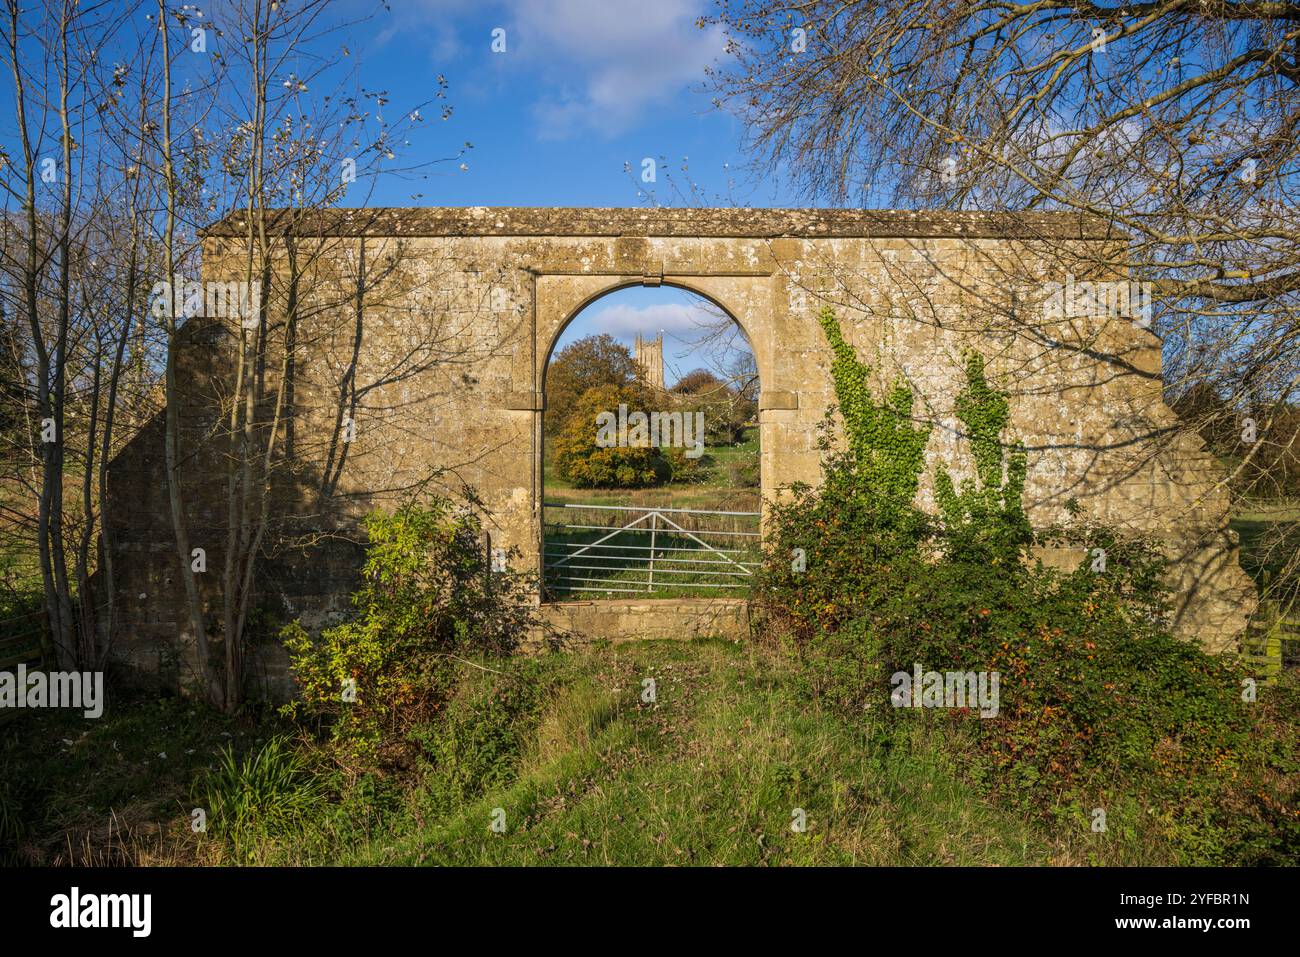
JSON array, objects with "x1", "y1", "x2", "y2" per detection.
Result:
[{"x1": 633, "y1": 332, "x2": 665, "y2": 390}]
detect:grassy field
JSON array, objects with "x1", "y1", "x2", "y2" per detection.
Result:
[
  {"x1": 0, "y1": 685, "x2": 254, "y2": 865},
  {"x1": 5, "y1": 466, "x2": 1292, "y2": 867},
  {"x1": 542, "y1": 426, "x2": 760, "y2": 511},
  {"x1": 342, "y1": 640, "x2": 1066, "y2": 866},
  {"x1": 4, "y1": 638, "x2": 1189, "y2": 866}
]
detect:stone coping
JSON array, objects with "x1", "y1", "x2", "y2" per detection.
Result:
[{"x1": 200, "y1": 206, "x2": 1115, "y2": 241}]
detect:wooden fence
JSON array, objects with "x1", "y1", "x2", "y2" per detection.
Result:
[{"x1": 1242, "y1": 574, "x2": 1300, "y2": 679}]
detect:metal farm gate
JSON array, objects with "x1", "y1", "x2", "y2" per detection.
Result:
[{"x1": 542, "y1": 502, "x2": 761, "y2": 598}]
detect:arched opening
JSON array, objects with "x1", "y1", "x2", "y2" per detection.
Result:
[{"x1": 540, "y1": 283, "x2": 761, "y2": 600}]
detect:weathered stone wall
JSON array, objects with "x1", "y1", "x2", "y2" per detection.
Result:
[{"x1": 103, "y1": 208, "x2": 1255, "y2": 692}]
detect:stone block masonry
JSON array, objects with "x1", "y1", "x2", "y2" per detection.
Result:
[{"x1": 101, "y1": 208, "x2": 1256, "y2": 694}]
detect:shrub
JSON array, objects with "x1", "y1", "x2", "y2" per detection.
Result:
[
  {"x1": 855, "y1": 551, "x2": 1300, "y2": 863},
  {"x1": 552, "y1": 383, "x2": 673, "y2": 488},
  {"x1": 409, "y1": 663, "x2": 550, "y2": 816},
  {"x1": 755, "y1": 306, "x2": 1300, "y2": 864},
  {"x1": 281, "y1": 496, "x2": 536, "y2": 762},
  {"x1": 660, "y1": 444, "x2": 704, "y2": 482},
  {"x1": 755, "y1": 483, "x2": 932, "y2": 641}
]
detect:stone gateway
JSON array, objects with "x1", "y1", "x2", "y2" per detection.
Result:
[{"x1": 103, "y1": 208, "x2": 1255, "y2": 693}]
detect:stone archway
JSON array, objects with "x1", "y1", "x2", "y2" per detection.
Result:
[
  {"x1": 509, "y1": 262, "x2": 824, "y2": 588},
  {"x1": 532, "y1": 278, "x2": 771, "y2": 639},
  {"x1": 105, "y1": 207, "x2": 1255, "y2": 682}
]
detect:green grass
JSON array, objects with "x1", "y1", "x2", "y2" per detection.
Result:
[
  {"x1": 327, "y1": 640, "x2": 1140, "y2": 866},
  {"x1": 0, "y1": 683, "x2": 273, "y2": 865},
  {"x1": 1230, "y1": 497, "x2": 1300, "y2": 606},
  {"x1": 695, "y1": 426, "x2": 760, "y2": 486},
  {"x1": 543, "y1": 483, "x2": 760, "y2": 511},
  {"x1": 8, "y1": 639, "x2": 1262, "y2": 866}
]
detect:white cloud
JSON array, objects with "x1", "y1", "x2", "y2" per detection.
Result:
[
  {"x1": 378, "y1": 0, "x2": 477, "y2": 60},
  {"x1": 508, "y1": 0, "x2": 726, "y2": 138},
  {"x1": 397, "y1": 0, "x2": 725, "y2": 137},
  {"x1": 581, "y1": 300, "x2": 718, "y2": 338}
]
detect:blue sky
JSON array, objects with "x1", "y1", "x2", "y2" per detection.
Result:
[
  {"x1": 346, "y1": 0, "x2": 792, "y2": 208},
  {"x1": 2, "y1": 0, "x2": 777, "y2": 372},
  {"x1": 338, "y1": 0, "x2": 777, "y2": 366},
  {"x1": 1, "y1": 1, "x2": 792, "y2": 210},
  {"x1": 550, "y1": 285, "x2": 754, "y2": 378}
]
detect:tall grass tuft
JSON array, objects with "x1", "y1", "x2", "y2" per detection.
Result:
[{"x1": 198, "y1": 734, "x2": 322, "y2": 860}]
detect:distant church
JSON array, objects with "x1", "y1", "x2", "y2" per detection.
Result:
[{"x1": 633, "y1": 333, "x2": 665, "y2": 390}]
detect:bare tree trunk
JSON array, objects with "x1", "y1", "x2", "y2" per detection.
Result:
[
  {"x1": 6, "y1": 0, "x2": 72, "y2": 668},
  {"x1": 221, "y1": 0, "x2": 275, "y2": 712},
  {"x1": 75, "y1": 313, "x2": 102, "y2": 666},
  {"x1": 51, "y1": 0, "x2": 80, "y2": 667},
  {"x1": 94, "y1": 204, "x2": 142, "y2": 669},
  {"x1": 158, "y1": 0, "x2": 220, "y2": 705}
]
